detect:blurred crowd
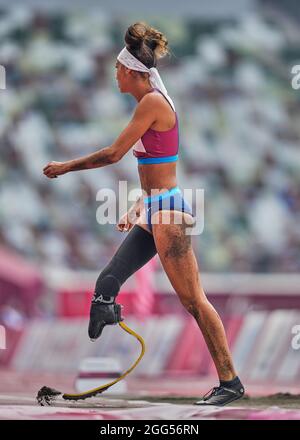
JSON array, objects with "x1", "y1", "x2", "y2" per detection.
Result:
[{"x1": 0, "y1": 7, "x2": 300, "y2": 273}]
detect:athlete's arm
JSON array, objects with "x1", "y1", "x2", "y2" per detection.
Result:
[{"x1": 43, "y1": 95, "x2": 158, "y2": 178}]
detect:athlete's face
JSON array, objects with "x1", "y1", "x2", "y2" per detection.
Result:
[{"x1": 115, "y1": 60, "x2": 131, "y2": 93}]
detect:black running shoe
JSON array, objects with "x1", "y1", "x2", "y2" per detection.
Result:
[
  {"x1": 88, "y1": 302, "x2": 123, "y2": 341},
  {"x1": 194, "y1": 384, "x2": 245, "y2": 406}
]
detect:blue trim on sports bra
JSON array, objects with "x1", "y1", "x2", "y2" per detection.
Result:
[{"x1": 137, "y1": 154, "x2": 178, "y2": 165}]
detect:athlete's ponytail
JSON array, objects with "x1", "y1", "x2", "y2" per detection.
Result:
[{"x1": 125, "y1": 22, "x2": 169, "y2": 69}]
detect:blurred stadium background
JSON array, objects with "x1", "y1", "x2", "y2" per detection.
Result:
[{"x1": 0, "y1": 0, "x2": 300, "y2": 418}]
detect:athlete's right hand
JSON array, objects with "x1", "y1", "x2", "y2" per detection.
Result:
[{"x1": 117, "y1": 212, "x2": 135, "y2": 232}]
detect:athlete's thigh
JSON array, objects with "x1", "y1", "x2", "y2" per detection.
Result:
[
  {"x1": 151, "y1": 210, "x2": 205, "y2": 301},
  {"x1": 104, "y1": 220, "x2": 156, "y2": 285}
]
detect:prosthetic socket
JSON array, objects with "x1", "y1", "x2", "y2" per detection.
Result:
[{"x1": 88, "y1": 225, "x2": 157, "y2": 340}]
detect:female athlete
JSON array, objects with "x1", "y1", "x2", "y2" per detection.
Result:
[{"x1": 43, "y1": 22, "x2": 244, "y2": 406}]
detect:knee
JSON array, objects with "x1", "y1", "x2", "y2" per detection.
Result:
[
  {"x1": 180, "y1": 296, "x2": 197, "y2": 315},
  {"x1": 95, "y1": 270, "x2": 121, "y2": 298},
  {"x1": 186, "y1": 302, "x2": 201, "y2": 320},
  {"x1": 181, "y1": 297, "x2": 207, "y2": 320}
]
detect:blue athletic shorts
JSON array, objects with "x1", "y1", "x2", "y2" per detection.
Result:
[{"x1": 143, "y1": 186, "x2": 194, "y2": 232}]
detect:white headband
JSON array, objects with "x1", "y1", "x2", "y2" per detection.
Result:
[{"x1": 117, "y1": 47, "x2": 175, "y2": 111}]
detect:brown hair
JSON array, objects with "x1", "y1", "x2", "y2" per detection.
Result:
[{"x1": 125, "y1": 22, "x2": 169, "y2": 69}]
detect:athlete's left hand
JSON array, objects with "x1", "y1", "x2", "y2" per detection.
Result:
[{"x1": 43, "y1": 161, "x2": 69, "y2": 179}]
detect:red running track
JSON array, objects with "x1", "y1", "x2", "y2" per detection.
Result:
[{"x1": 0, "y1": 370, "x2": 300, "y2": 420}]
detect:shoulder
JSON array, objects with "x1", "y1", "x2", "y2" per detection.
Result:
[
  {"x1": 133, "y1": 92, "x2": 161, "y2": 118},
  {"x1": 137, "y1": 91, "x2": 167, "y2": 116},
  {"x1": 140, "y1": 91, "x2": 166, "y2": 108}
]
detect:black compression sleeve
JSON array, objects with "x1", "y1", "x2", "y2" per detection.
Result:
[{"x1": 94, "y1": 225, "x2": 157, "y2": 299}]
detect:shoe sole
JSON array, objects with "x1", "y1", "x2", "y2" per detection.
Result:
[{"x1": 194, "y1": 393, "x2": 244, "y2": 407}]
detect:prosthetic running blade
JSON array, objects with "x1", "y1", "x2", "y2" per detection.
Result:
[{"x1": 36, "y1": 321, "x2": 145, "y2": 406}]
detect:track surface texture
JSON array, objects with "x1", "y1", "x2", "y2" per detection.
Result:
[{"x1": 0, "y1": 370, "x2": 299, "y2": 420}]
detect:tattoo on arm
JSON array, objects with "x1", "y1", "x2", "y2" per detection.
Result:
[{"x1": 68, "y1": 147, "x2": 115, "y2": 172}]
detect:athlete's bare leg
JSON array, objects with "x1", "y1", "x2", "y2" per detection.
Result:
[{"x1": 151, "y1": 210, "x2": 237, "y2": 381}]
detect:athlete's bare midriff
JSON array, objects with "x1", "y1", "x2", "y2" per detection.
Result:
[{"x1": 138, "y1": 161, "x2": 177, "y2": 196}]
